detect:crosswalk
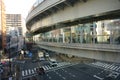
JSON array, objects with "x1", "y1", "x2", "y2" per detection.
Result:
[
  {"x1": 91, "y1": 62, "x2": 120, "y2": 72},
  {"x1": 22, "y1": 62, "x2": 71, "y2": 79}
]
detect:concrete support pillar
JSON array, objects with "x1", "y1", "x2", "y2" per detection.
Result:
[
  {"x1": 80, "y1": 29, "x2": 83, "y2": 44},
  {"x1": 110, "y1": 30, "x2": 113, "y2": 44},
  {"x1": 52, "y1": 33, "x2": 53, "y2": 42},
  {"x1": 93, "y1": 22, "x2": 97, "y2": 43},
  {"x1": 62, "y1": 33, "x2": 65, "y2": 43},
  {"x1": 70, "y1": 27, "x2": 72, "y2": 43},
  {"x1": 57, "y1": 35, "x2": 59, "y2": 43}
]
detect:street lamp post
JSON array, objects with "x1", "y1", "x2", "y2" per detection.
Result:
[
  {"x1": 15, "y1": 30, "x2": 19, "y2": 54},
  {"x1": 8, "y1": 35, "x2": 12, "y2": 79}
]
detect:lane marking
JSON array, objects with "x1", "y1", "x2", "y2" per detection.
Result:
[
  {"x1": 49, "y1": 76, "x2": 52, "y2": 79},
  {"x1": 58, "y1": 74, "x2": 62, "y2": 77},
  {"x1": 93, "y1": 75, "x2": 103, "y2": 80},
  {"x1": 62, "y1": 77, "x2": 66, "y2": 80},
  {"x1": 25, "y1": 70, "x2": 28, "y2": 76},
  {"x1": 31, "y1": 69, "x2": 34, "y2": 74},
  {"x1": 28, "y1": 69, "x2": 31, "y2": 74},
  {"x1": 69, "y1": 73, "x2": 72, "y2": 75},
  {"x1": 22, "y1": 71, "x2": 25, "y2": 76},
  {"x1": 116, "y1": 67, "x2": 120, "y2": 71},
  {"x1": 47, "y1": 74, "x2": 52, "y2": 79},
  {"x1": 72, "y1": 75, "x2": 76, "y2": 77},
  {"x1": 47, "y1": 65, "x2": 52, "y2": 69},
  {"x1": 56, "y1": 72, "x2": 59, "y2": 75}
]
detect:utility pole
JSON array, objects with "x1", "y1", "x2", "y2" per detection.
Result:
[{"x1": 8, "y1": 36, "x2": 12, "y2": 80}]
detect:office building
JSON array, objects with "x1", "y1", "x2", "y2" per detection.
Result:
[
  {"x1": 6, "y1": 14, "x2": 22, "y2": 36},
  {"x1": 0, "y1": 0, "x2": 6, "y2": 49}
]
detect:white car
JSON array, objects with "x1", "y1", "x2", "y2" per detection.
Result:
[
  {"x1": 39, "y1": 57, "x2": 45, "y2": 61},
  {"x1": 45, "y1": 53, "x2": 49, "y2": 57},
  {"x1": 49, "y1": 59, "x2": 57, "y2": 67}
]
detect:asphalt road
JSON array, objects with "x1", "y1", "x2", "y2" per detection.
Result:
[
  {"x1": 37, "y1": 64, "x2": 99, "y2": 80},
  {"x1": 37, "y1": 63, "x2": 120, "y2": 80},
  {"x1": 19, "y1": 59, "x2": 120, "y2": 80}
]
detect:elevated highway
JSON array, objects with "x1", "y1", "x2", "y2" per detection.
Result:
[
  {"x1": 26, "y1": 0, "x2": 120, "y2": 34},
  {"x1": 37, "y1": 42, "x2": 120, "y2": 63},
  {"x1": 26, "y1": 0, "x2": 120, "y2": 63}
]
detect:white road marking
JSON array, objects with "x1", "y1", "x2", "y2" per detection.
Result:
[
  {"x1": 55, "y1": 71, "x2": 59, "y2": 75},
  {"x1": 28, "y1": 69, "x2": 31, "y2": 74},
  {"x1": 31, "y1": 69, "x2": 34, "y2": 74},
  {"x1": 49, "y1": 76, "x2": 52, "y2": 79},
  {"x1": 110, "y1": 65, "x2": 115, "y2": 70},
  {"x1": 107, "y1": 64, "x2": 113, "y2": 69},
  {"x1": 116, "y1": 67, "x2": 120, "y2": 72},
  {"x1": 58, "y1": 74, "x2": 62, "y2": 77},
  {"x1": 25, "y1": 70, "x2": 28, "y2": 76},
  {"x1": 47, "y1": 65, "x2": 52, "y2": 69},
  {"x1": 72, "y1": 75, "x2": 76, "y2": 77},
  {"x1": 42, "y1": 66, "x2": 46, "y2": 70},
  {"x1": 22, "y1": 71, "x2": 25, "y2": 76},
  {"x1": 69, "y1": 73, "x2": 72, "y2": 75},
  {"x1": 22, "y1": 62, "x2": 74, "y2": 79},
  {"x1": 44, "y1": 65, "x2": 49, "y2": 70},
  {"x1": 113, "y1": 66, "x2": 118, "y2": 70},
  {"x1": 62, "y1": 77, "x2": 66, "y2": 80},
  {"x1": 93, "y1": 75, "x2": 103, "y2": 80}
]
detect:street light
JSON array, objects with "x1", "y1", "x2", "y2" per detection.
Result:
[
  {"x1": 15, "y1": 29, "x2": 19, "y2": 54},
  {"x1": 8, "y1": 35, "x2": 12, "y2": 79}
]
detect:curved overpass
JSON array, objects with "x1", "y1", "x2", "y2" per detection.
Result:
[
  {"x1": 26, "y1": 0, "x2": 120, "y2": 34},
  {"x1": 26, "y1": 0, "x2": 120, "y2": 63},
  {"x1": 37, "y1": 42, "x2": 120, "y2": 63}
]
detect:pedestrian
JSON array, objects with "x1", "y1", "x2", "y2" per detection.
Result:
[{"x1": 36, "y1": 68, "x2": 40, "y2": 75}]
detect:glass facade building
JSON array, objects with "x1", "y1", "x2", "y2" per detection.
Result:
[{"x1": 34, "y1": 19, "x2": 120, "y2": 45}]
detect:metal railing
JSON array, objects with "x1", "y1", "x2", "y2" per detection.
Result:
[{"x1": 37, "y1": 42, "x2": 120, "y2": 52}]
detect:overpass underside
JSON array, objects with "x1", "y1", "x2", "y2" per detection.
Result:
[
  {"x1": 37, "y1": 42, "x2": 120, "y2": 63},
  {"x1": 26, "y1": 0, "x2": 120, "y2": 34},
  {"x1": 26, "y1": 0, "x2": 120, "y2": 63}
]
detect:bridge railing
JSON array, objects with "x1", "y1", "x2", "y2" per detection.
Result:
[{"x1": 37, "y1": 42, "x2": 120, "y2": 53}]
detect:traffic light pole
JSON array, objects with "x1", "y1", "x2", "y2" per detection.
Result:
[{"x1": 8, "y1": 36, "x2": 12, "y2": 79}]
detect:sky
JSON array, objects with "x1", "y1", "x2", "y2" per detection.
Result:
[{"x1": 4, "y1": 0, "x2": 36, "y2": 18}]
